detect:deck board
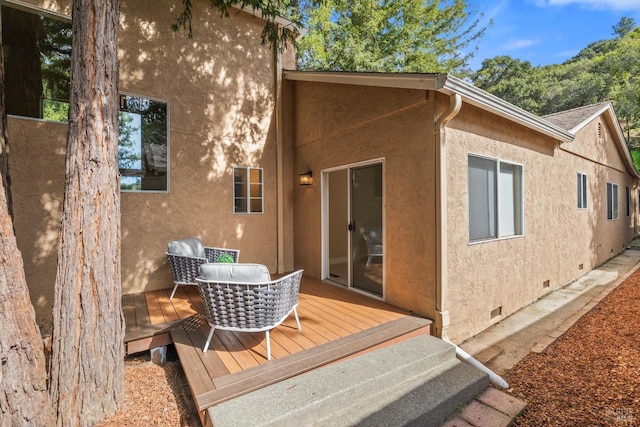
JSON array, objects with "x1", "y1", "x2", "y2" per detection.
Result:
[{"x1": 123, "y1": 276, "x2": 432, "y2": 418}]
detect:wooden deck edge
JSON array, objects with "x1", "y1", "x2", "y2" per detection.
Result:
[
  {"x1": 124, "y1": 318, "x2": 186, "y2": 343},
  {"x1": 170, "y1": 325, "x2": 214, "y2": 427},
  {"x1": 196, "y1": 315, "x2": 432, "y2": 411},
  {"x1": 125, "y1": 318, "x2": 188, "y2": 355}
]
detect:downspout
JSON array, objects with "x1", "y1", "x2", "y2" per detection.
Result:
[
  {"x1": 275, "y1": 39, "x2": 285, "y2": 274},
  {"x1": 434, "y1": 91, "x2": 508, "y2": 390},
  {"x1": 434, "y1": 92, "x2": 461, "y2": 341}
]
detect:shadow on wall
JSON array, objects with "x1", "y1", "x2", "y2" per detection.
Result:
[
  {"x1": 9, "y1": 0, "x2": 282, "y2": 322},
  {"x1": 116, "y1": 1, "x2": 280, "y2": 290}
]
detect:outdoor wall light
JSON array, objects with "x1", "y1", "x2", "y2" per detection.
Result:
[{"x1": 299, "y1": 171, "x2": 313, "y2": 186}]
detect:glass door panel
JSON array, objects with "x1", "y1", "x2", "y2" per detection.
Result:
[
  {"x1": 327, "y1": 169, "x2": 349, "y2": 286},
  {"x1": 350, "y1": 164, "x2": 383, "y2": 296}
]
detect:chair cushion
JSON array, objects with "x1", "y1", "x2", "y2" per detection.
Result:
[
  {"x1": 167, "y1": 237, "x2": 206, "y2": 258},
  {"x1": 199, "y1": 263, "x2": 271, "y2": 283}
]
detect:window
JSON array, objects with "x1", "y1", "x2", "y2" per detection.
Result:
[
  {"x1": 626, "y1": 186, "x2": 631, "y2": 217},
  {"x1": 2, "y1": 4, "x2": 71, "y2": 121},
  {"x1": 234, "y1": 167, "x2": 263, "y2": 213},
  {"x1": 119, "y1": 95, "x2": 168, "y2": 192},
  {"x1": 577, "y1": 173, "x2": 588, "y2": 209},
  {"x1": 607, "y1": 183, "x2": 619, "y2": 220},
  {"x1": 468, "y1": 155, "x2": 523, "y2": 242}
]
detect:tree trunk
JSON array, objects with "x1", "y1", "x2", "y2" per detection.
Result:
[
  {"x1": 0, "y1": 29, "x2": 54, "y2": 427},
  {"x1": 48, "y1": 0, "x2": 124, "y2": 425}
]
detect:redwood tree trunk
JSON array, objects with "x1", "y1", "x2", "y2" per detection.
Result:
[
  {"x1": 0, "y1": 29, "x2": 54, "y2": 427},
  {"x1": 48, "y1": 0, "x2": 124, "y2": 425}
]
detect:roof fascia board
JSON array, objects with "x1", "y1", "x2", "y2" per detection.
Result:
[
  {"x1": 283, "y1": 71, "x2": 446, "y2": 91},
  {"x1": 568, "y1": 103, "x2": 612, "y2": 134},
  {"x1": 603, "y1": 106, "x2": 640, "y2": 178},
  {"x1": 440, "y1": 75, "x2": 574, "y2": 143}
]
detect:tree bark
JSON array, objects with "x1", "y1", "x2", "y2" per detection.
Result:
[
  {"x1": 48, "y1": 0, "x2": 124, "y2": 425},
  {"x1": 0, "y1": 28, "x2": 54, "y2": 427}
]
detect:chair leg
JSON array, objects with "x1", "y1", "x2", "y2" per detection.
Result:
[
  {"x1": 366, "y1": 256, "x2": 372, "y2": 267},
  {"x1": 203, "y1": 327, "x2": 215, "y2": 353},
  {"x1": 265, "y1": 330, "x2": 271, "y2": 361},
  {"x1": 169, "y1": 283, "x2": 179, "y2": 300},
  {"x1": 293, "y1": 307, "x2": 301, "y2": 331}
]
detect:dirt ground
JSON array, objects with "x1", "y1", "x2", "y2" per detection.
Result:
[{"x1": 99, "y1": 267, "x2": 640, "y2": 426}]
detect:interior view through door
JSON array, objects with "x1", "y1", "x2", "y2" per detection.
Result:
[{"x1": 327, "y1": 163, "x2": 383, "y2": 297}]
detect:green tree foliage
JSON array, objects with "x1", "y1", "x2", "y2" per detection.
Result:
[
  {"x1": 297, "y1": 0, "x2": 488, "y2": 76},
  {"x1": 470, "y1": 18, "x2": 640, "y2": 153},
  {"x1": 173, "y1": 0, "x2": 301, "y2": 52}
]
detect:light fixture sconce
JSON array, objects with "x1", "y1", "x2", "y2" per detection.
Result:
[{"x1": 299, "y1": 171, "x2": 313, "y2": 186}]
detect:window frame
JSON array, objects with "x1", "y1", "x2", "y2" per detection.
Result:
[
  {"x1": 468, "y1": 153, "x2": 524, "y2": 244},
  {"x1": 118, "y1": 92, "x2": 170, "y2": 193},
  {"x1": 607, "y1": 182, "x2": 619, "y2": 221},
  {"x1": 577, "y1": 172, "x2": 588, "y2": 210},
  {"x1": 626, "y1": 186, "x2": 631, "y2": 218},
  {"x1": 233, "y1": 166, "x2": 264, "y2": 214},
  {"x1": 2, "y1": 1, "x2": 72, "y2": 123}
]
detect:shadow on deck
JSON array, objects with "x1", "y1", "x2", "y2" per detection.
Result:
[{"x1": 123, "y1": 276, "x2": 432, "y2": 424}]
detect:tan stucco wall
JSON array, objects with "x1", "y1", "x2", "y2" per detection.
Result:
[
  {"x1": 286, "y1": 81, "x2": 438, "y2": 319},
  {"x1": 445, "y1": 104, "x2": 636, "y2": 343},
  {"x1": 6, "y1": 0, "x2": 295, "y2": 328}
]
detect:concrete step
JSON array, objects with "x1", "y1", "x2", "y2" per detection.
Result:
[{"x1": 207, "y1": 335, "x2": 489, "y2": 427}]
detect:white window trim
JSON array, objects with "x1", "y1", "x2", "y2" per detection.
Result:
[
  {"x1": 577, "y1": 172, "x2": 588, "y2": 210},
  {"x1": 233, "y1": 166, "x2": 264, "y2": 214},
  {"x1": 468, "y1": 153, "x2": 524, "y2": 245}
]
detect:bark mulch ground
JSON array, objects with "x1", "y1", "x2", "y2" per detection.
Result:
[
  {"x1": 505, "y1": 267, "x2": 640, "y2": 426},
  {"x1": 97, "y1": 350, "x2": 201, "y2": 426},
  {"x1": 99, "y1": 267, "x2": 640, "y2": 426}
]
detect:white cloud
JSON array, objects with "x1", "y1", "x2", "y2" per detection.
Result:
[
  {"x1": 502, "y1": 38, "x2": 540, "y2": 50},
  {"x1": 534, "y1": 0, "x2": 640, "y2": 11}
]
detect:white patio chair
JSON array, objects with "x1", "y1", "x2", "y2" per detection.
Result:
[
  {"x1": 363, "y1": 229, "x2": 383, "y2": 266},
  {"x1": 196, "y1": 263, "x2": 303, "y2": 360},
  {"x1": 165, "y1": 237, "x2": 240, "y2": 300}
]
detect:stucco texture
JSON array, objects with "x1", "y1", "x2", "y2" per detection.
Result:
[
  {"x1": 445, "y1": 104, "x2": 636, "y2": 343},
  {"x1": 7, "y1": 0, "x2": 294, "y2": 327},
  {"x1": 287, "y1": 81, "x2": 438, "y2": 319}
]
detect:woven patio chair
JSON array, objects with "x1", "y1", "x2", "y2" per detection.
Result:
[
  {"x1": 165, "y1": 237, "x2": 240, "y2": 300},
  {"x1": 196, "y1": 263, "x2": 304, "y2": 360}
]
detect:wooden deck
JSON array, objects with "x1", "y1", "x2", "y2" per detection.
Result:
[{"x1": 123, "y1": 276, "x2": 432, "y2": 422}]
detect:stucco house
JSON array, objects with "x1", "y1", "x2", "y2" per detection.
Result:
[
  {"x1": 283, "y1": 72, "x2": 639, "y2": 343},
  {"x1": 4, "y1": 0, "x2": 638, "y2": 347}
]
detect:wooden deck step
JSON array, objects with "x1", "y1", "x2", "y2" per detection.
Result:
[{"x1": 170, "y1": 314, "x2": 432, "y2": 414}]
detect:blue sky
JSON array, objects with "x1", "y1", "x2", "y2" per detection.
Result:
[{"x1": 468, "y1": 0, "x2": 640, "y2": 71}]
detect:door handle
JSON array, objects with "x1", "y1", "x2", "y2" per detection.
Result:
[{"x1": 348, "y1": 223, "x2": 354, "y2": 232}]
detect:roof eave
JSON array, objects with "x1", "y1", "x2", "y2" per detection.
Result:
[
  {"x1": 284, "y1": 71, "x2": 447, "y2": 91},
  {"x1": 568, "y1": 102, "x2": 612, "y2": 134},
  {"x1": 440, "y1": 75, "x2": 574, "y2": 143},
  {"x1": 602, "y1": 105, "x2": 640, "y2": 179},
  {"x1": 232, "y1": 4, "x2": 307, "y2": 39}
]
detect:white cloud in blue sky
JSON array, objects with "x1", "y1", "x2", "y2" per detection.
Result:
[
  {"x1": 533, "y1": 0, "x2": 640, "y2": 11},
  {"x1": 502, "y1": 39, "x2": 540, "y2": 50},
  {"x1": 467, "y1": 0, "x2": 640, "y2": 71}
]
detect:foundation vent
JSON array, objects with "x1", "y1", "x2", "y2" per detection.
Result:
[
  {"x1": 490, "y1": 306, "x2": 502, "y2": 319},
  {"x1": 543, "y1": 280, "x2": 550, "y2": 288}
]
